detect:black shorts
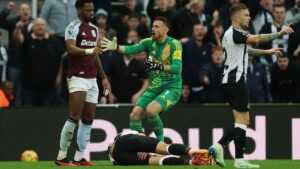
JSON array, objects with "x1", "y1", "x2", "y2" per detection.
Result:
[
  {"x1": 221, "y1": 78, "x2": 250, "y2": 112},
  {"x1": 112, "y1": 134, "x2": 160, "y2": 165}
]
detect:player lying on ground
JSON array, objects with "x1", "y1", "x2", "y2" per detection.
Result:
[{"x1": 108, "y1": 130, "x2": 216, "y2": 166}]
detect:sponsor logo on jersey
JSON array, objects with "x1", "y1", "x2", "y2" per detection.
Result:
[
  {"x1": 81, "y1": 40, "x2": 96, "y2": 46},
  {"x1": 91, "y1": 30, "x2": 96, "y2": 37}
]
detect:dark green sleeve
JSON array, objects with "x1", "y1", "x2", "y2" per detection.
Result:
[
  {"x1": 168, "y1": 40, "x2": 182, "y2": 74},
  {"x1": 124, "y1": 38, "x2": 152, "y2": 55}
]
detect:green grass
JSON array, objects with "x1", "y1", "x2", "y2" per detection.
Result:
[{"x1": 0, "y1": 160, "x2": 299, "y2": 169}]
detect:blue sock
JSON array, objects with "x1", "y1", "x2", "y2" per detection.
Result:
[
  {"x1": 59, "y1": 119, "x2": 78, "y2": 151},
  {"x1": 77, "y1": 120, "x2": 93, "y2": 152}
]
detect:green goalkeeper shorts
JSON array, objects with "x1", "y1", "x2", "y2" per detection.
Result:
[{"x1": 135, "y1": 88, "x2": 181, "y2": 112}]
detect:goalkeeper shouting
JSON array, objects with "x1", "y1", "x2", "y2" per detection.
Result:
[{"x1": 101, "y1": 17, "x2": 182, "y2": 141}]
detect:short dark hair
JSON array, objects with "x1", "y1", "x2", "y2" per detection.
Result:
[
  {"x1": 128, "y1": 13, "x2": 140, "y2": 20},
  {"x1": 154, "y1": 17, "x2": 170, "y2": 28},
  {"x1": 230, "y1": 3, "x2": 248, "y2": 17},
  {"x1": 273, "y1": 4, "x2": 285, "y2": 11},
  {"x1": 75, "y1": 0, "x2": 93, "y2": 9}
]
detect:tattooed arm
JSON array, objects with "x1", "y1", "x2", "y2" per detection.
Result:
[
  {"x1": 246, "y1": 23, "x2": 294, "y2": 45},
  {"x1": 248, "y1": 47, "x2": 283, "y2": 56}
]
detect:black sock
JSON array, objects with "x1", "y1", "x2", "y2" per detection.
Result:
[
  {"x1": 168, "y1": 144, "x2": 191, "y2": 155},
  {"x1": 162, "y1": 156, "x2": 190, "y2": 165},
  {"x1": 218, "y1": 127, "x2": 235, "y2": 147},
  {"x1": 233, "y1": 127, "x2": 246, "y2": 158}
]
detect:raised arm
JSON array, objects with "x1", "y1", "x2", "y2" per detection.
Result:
[
  {"x1": 0, "y1": 2, "x2": 16, "y2": 29},
  {"x1": 246, "y1": 23, "x2": 294, "y2": 45},
  {"x1": 13, "y1": 21, "x2": 25, "y2": 45},
  {"x1": 101, "y1": 37, "x2": 149, "y2": 55}
]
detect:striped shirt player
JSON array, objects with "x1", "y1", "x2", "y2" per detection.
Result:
[
  {"x1": 209, "y1": 3, "x2": 294, "y2": 169},
  {"x1": 221, "y1": 26, "x2": 251, "y2": 112}
]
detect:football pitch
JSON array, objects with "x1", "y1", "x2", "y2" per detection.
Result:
[{"x1": 0, "y1": 160, "x2": 300, "y2": 169}]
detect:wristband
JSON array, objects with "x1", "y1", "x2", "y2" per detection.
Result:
[{"x1": 85, "y1": 48, "x2": 94, "y2": 55}]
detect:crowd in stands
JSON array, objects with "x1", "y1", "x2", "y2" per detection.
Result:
[{"x1": 0, "y1": 0, "x2": 300, "y2": 108}]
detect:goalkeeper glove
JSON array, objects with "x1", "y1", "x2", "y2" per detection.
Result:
[
  {"x1": 144, "y1": 60, "x2": 164, "y2": 72},
  {"x1": 101, "y1": 37, "x2": 118, "y2": 51}
]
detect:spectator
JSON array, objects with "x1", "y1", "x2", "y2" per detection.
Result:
[
  {"x1": 118, "y1": 13, "x2": 149, "y2": 44},
  {"x1": 199, "y1": 46, "x2": 225, "y2": 103},
  {"x1": 147, "y1": 0, "x2": 177, "y2": 37},
  {"x1": 270, "y1": 53, "x2": 300, "y2": 103},
  {"x1": 259, "y1": 4, "x2": 289, "y2": 64},
  {"x1": 247, "y1": 55, "x2": 271, "y2": 103},
  {"x1": 174, "y1": 0, "x2": 214, "y2": 39},
  {"x1": 40, "y1": 0, "x2": 77, "y2": 43},
  {"x1": 0, "y1": 31, "x2": 8, "y2": 82},
  {"x1": 0, "y1": 2, "x2": 34, "y2": 103},
  {"x1": 285, "y1": 0, "x2": 300, "y2": 24},
  {"x1": 252, "y1": 0, "x2": 274, "y2": 34},
  {"x1": 120, "y1": 0, "x2": 143, "y2": 15},
  {"x1": 287, "y1": 20, "x2": 300, "y2": 63},
  {"x1": 0, "y1": 80, "x2": 13, "y2": 108},
  {"x1": 204, "y1": 22, "x2": 224, "y2": 46},
  {"x1": 13, "y1": 18, "x2": 65, "y2": 106},
  {"x1": 219, "y1": 0, "x2": 240, "y2": 31},
  {"x1": 92, "y1": 0, "x2": 111, "y2": 20},
  {"x1": 292, "y1": 44, "x2": 300, "y2": 64},
  {"x1": 180, "y1": 85, "x2": 192, "y2": 104},
  {"x1": 182, "y1": 24, "x2": 214, "y2": 102},
  {"x1": 94, "y1": 8, "x2": 116, "y2": 40},
  {"x1": 126, "y1": 30, "x2": 147, "y2": 61},
  {"x1": 106, "y1": 53, "x2": 149, "y2": 104}
]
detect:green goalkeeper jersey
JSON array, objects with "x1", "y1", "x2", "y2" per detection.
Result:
[{"x1": 124, "y1": 36, "x2": 182, "y2": 91}]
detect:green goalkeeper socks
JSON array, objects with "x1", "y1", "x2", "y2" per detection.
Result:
[
  {"x1": 147, "y1": 114, "x2": 164, "y2": 142},
  {"x1": 130, "y1": 120, "x2": 144, "y2": 132}
]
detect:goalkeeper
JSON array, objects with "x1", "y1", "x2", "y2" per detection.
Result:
[
  {"x1": 102, "y1": 17, "x2": 182, "y2": 142},
  {"x1": 108, "y1": 130, "x2": 216, "y2": 166}
]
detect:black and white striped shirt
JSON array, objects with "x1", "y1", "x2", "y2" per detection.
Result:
[{"x1": 222, "y1": 26, "x2": 250, "y2": 84}]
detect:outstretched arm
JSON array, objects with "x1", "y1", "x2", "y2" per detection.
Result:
[
  {"x1": 248, "y1": 47, "x2": 283, "y2": 56},
  {"x1": 101, "y1": 37, "x2": 149, "y2": 55},
  {"x1": 247, "y1": 23, "x2": 294, "y2": 45}
]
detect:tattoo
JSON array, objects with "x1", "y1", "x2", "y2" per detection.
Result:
[
  {"x1": 95, "y1": 56, "x2": 107, "y2": 80},
  {"x1": 257, "y1": 33, "x2": 278, "y2": 44},
  {"x1": 248, "y1": 47, "x2": 268, "y2": 56}
]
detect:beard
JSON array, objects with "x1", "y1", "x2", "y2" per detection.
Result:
[{"x1": 241, "y1": 23, "x2": 249, "y2": 30}]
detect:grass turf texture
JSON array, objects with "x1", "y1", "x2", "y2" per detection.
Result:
[{"x1": 0, "y1": 160, "x2": 299, "y2": 169}]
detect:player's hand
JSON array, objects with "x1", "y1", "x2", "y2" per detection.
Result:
[
  {"x1": 137, "y1": 152, "x2": 149, "y2": 160},
  {"x1": 15, "y1": 21, "x2": 24, "y2": 29},
  {"x1": 7, "y1": 2, "x2": 16, "y2": 10},
  {"x1": 267, "y1": 48, "x2": 283, "y2": 57},
  {"x1": 101, "y1": 37, "x2": 118, "y2": 51},
  {"x1": 144, "y1": 59, "x2": 164, "y2": 72},
  {"x1": 279, "y1": 23, "x2": 294, "y2": 36},
  {"x1": 102, "y1": 78, "x2": 111, "y2": 96},
  {"x1": 93, "y1": 47, "x2": 102, "y2": 55}
]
